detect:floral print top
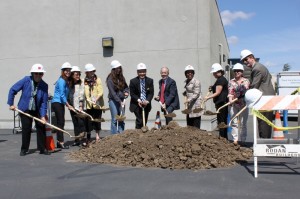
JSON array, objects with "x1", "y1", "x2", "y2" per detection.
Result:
[{"x1": 228, "y1": 77, "x2": 250, "y2": 108}]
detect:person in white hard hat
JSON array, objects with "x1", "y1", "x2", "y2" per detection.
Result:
[
  {"x1": 68, "y1": 66, "x2": 86, "y2": 146},
  {"x1": 182, "y1": 65, "x2": 202, "y2": 128},
  {"x1": 7, "y1": 64, "x2": 50, "y2": 156},
  {"x1": 205, "y1": 63, "x2": 229, "y2": 139},
  {"x1": 51, "y1": 62, "x2": 73, "y2": 149},
  {"x1": 83, "y1": 63, "x2": 104, "y2": 142},
  {"x1": 129, "y1": 63, "x2": 154, "y2": 129},
  {"x1": 228, "y1": 63, "x2": 250, "y2": 145},
  {"x1": 106, "y1": 60, "x2": 129, "y2": 134},
  {"x1": 240, "y1": 49, "x2": 275, "y2": 138},
  {"x1": 154, "y1": 66, "x2": 180, "y2": 125}
]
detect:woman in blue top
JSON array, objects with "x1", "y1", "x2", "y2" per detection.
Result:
[
  {"x1": 51, "y1": 62, "x2": 73, "y2": 149},
  {"x1": 7, "y1": 64, "x2": 50, "y2": 156}
]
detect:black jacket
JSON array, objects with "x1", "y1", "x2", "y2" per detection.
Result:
[{"x1": 157, "y1": 77, "x2": 180, "y2": 110}]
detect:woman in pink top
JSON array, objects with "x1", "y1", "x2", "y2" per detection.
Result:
[{"x1": 228, "y1": 63, "x2": 250, "y2": 145}]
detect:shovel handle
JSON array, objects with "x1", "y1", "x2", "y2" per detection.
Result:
[
  {"x1": 15, "y1": 108, "x2": 74, "y2": 138},
  {"x1": 75, "y1": 108, "x2": 93, "y2": 120},
  {"x1": 142, "y1": 107, "x2": 146, "y2": 127},
  {"x1": 228, "y1": 105, "x2": 247, "y2": 126},
  {"x1": 217, "y1": 98, "x2": 238, "y2": 113}
]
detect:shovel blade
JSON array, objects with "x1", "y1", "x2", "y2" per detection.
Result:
[
  {"x1": 165, "y1": 113, "x2": 176, "y2": 118},
  {"x1": 74, "y1": 113, "x2": 88, "y2": 119},
  {"x1": 217, "y1": 122, "x2": 228, "y2": 129},
  {"x1": 204, "y1": 110, "x2": 217, "y2": 115},
  {"x1": 181, "y1": 109, "x2": 191, "y2": 114},
  {"x1": 141, "y1": 126, "x2": 149, "y2": 133},
  {"x1": 101, "y1": 107, "x2": 110, "y2": 111},
  {"x1": 193, "y1": 108, "x2": 204, "y2": 113}
]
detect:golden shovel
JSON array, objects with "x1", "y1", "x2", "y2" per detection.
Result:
[
  {"x1": 193, "y1": 91, "x2": 211, "y2": 113},
  {"x1": 204, "y1": 99, "x2": 238, "y2": 115},
  {"x1": 141, "y1": 107, "x2": 149, "y2": 132},
  {"x1": 75, "y1": 108, "x2": 105, "y2": 123},
  {"x1": 15, "y1": 108, "x2": 84, "y2": 139},
  {"x1": 87, "y1": 99, "x2": 110, "y2": 111},
  {"x1": 181, "y1": 96, "x2": 191, "y2": 114},
  {"x1": 218, "y1": 105, "x2": 247, "y2": 129},
  {"x1": 115, "y1": 99, "x2": 126, "y2": 122},
  {"x1": 159, "y1": 101, "x2": 176, "y2": 118}
]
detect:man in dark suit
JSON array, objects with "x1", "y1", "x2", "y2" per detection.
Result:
[
  {"x1": 241, "y1": 49, "x2": 275, "y2": 138},
  {"x1": 129, "y1": 63, "x2": 154, "y2": 129},
  {"x1": 155, "y1": 66, "x2": 180, "y2": 125}
]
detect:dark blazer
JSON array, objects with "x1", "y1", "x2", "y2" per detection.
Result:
[
  {"x1": 158, "y1": 77, "x2": 180, "y2": 110},
  {"x1": 250, "y1": 62, "x2": 275, "y2": 95},
  {"x1": 129, "y1": 76, "x2": 154, "y2": 112}
]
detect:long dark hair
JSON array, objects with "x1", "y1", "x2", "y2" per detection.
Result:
[
  {"x1": 69, "y1": 71, "x2": 82, "y2": 89},
  {"x1": 106, "y1": 67, "x2": 126, "y2": 91}
]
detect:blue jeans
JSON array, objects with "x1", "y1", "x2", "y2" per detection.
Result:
[{"x1": 109, "y1": 100, "x2": 125, "y2": 134}]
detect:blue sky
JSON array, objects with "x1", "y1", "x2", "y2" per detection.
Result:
[{"x1": 217, "y1": 0, "x2": 300, "y2": 74}]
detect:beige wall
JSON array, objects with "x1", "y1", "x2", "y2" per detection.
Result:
[{"x1": 0, "y1": 0, "x2": 229, "y2": 130}]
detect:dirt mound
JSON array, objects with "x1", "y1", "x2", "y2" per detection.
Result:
[{"x1": 69, "y1": 121, "x2": 252, "y2": 170}]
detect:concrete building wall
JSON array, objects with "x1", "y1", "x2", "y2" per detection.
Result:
[{"x1": 0, "y1": 0, "x2": 229, "y2": 130}]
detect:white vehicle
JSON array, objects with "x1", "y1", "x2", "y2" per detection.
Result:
[{"x1": 277, "y1": 71, "x2": 300, "y2": 118}]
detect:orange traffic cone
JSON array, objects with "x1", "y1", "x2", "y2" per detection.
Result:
[
  {"x1": 154, "y1": 111, "x2": 161, "y2": 129},
  {"x1": 45, "y1": 116, "x2": 55, "y2": 152},
  {"x1": 273, "y1": 111, "x2": 284, "y2": 140}
]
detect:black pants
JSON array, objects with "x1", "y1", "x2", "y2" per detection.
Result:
[
  {"x1": 258, "y1": 111, "x2": 274, "y2": 138},
  {"x1": 52, "y1": 102, "x2": 65, "y2": 142},
  {"x1": 186, "y1": 115, "x2": 201, "y2": 129},
  {"x1": 20, "y1": 110, "x2": 46, "y2": 152},
  {"x1": 70, "y1": 110, "x2": 86, "y2": 142},
  {"x1": 85, "y1": 108, "x2": 102, "y2": 132},
  {"x1": 216, "y1": 102, "x2": 228, "y2": 139},
  {"x1": 133, "y1": 107, "x2": 150, "y2": 129}
]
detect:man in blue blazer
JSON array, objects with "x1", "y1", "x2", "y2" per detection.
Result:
[
  {"x1": 7, "y1": 64, "x2": 50, "y2": 156},
  {"x1": 129, "y1": 63, "x2": 154, "y2": 129},
  {"x1": 155, "y1": 67, "x2": 180, "y2": 125}
]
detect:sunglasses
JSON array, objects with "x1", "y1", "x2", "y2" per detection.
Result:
[
  {"x1": 33, "y1": 73, "x2": 43, "y2": 76},
  {"x1": 233, "y1": 70, "x2": 243, "y2": 73}
]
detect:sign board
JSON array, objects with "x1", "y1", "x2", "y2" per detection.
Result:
[
  {"x1": 277, "y1": 71, "x2": 300, "y2": 117},
  {"x1": 254, "y1": 144, "x2": 300, "y2": 157}
]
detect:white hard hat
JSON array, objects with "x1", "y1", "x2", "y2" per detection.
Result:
[
  {"x1": 240, "y1": 49, "x2": 253, "y2": 61},
  {"x1": 85, "y1": 63, "x2": 96, "y2": 72},
  {"x1": 245, "y1": 88, "x2": 263, "y2": 108},
  {"x1": 210, "y1": 63, "x2": 224, "y2": 73},
  {"x1": 71, "y1": 66, "x2": 81, "y2": 72},
  {"x1": 137, "y1": 63, "x2": 147, "y2": 70},
  {"x1": 232, "y1": 63, "x2": 244, "y2": 71},
  {"x1": 61, "y1": 62, "x2": 72, "y2": 70},
  {"x1": 111, "y1": 60, "x2": 121, "y2": 69},
  {"x1": 30, "y1": 64, "x2": 46, "y2": 73},
  {"x1": 185, "y1": 65, "x2": 195, "y2": 71}
]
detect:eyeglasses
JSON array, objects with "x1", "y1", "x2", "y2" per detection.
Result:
[
  {"x1": 233, "y1": 70, "x2": 243, "y2": 73},
  {"x1": 33, "y1": 73, "x2": 43, "y2": 76}
]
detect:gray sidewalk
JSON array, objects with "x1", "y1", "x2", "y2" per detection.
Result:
[{"x1": 1, "y1": 117, "x2": 300, "y2": 199}]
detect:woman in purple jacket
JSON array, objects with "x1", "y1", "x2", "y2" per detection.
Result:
[{"x1": 7, "y1": 64, "x2": 50, "y2": 156}]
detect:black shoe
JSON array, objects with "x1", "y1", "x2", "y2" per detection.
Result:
[
  {"x1": 20, "y1": 150, "x2": 26, "y2": 156},
  {"x1": 72, "y1": 142, "x2": 80, "y2": 147},
  {"x1": 57, "y1": 142, "x2": 69, "y2": 149},
  {"x1": 39, "y1": 150, "x2": 51, "y2": 155}
]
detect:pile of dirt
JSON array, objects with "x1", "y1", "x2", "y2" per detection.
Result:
[{"x1": 69, "y1": 121, "x2": 252, "y2": 170}]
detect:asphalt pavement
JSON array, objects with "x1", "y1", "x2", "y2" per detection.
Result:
[{"x1": 0, "y1": 116, "x2": 300, "y2": 199}]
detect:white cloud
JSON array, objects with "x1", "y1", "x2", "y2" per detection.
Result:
[
  {"x1": 227, "y1": 35, "x2": 239, "y2": 45},
  {"x1": 221, "y1": 10, "x2": 255, "y2": 26}
]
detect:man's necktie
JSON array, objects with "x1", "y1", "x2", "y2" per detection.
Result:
[
  {"x1": 141, "y1": 79, "x2": 146, "y2": 101},
  {"x1": 160, "y1": 80, "x2": 165, "y2": 104}
]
